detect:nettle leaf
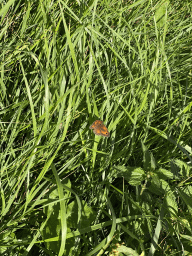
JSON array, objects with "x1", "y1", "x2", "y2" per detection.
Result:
[
  {"x1": 141, "y1": 141, "x2": 156, "y2": 172},
  {"x1": 156, "y1": 168, "x2": 175, "y2": 180},
  {"x1": 67, "y1": 200, "x2": 96, "y2": 229},
  {"x1": 115, "y1": 166, "x2": 145, "y2": 186},
  {"x1": 149, "y1": 174, "x2": 171, "y2": 196},
  {"x1": 116, "y1": 245, "x2": 140, "y2": 256},
  {"x1": 178, "y1": 186, "x2": 192, "y2": 215},
  {"x1": 42, "y1": 188, "x2": 62, "y2": 253},
  {"x1": 165, "y1": 191, "x2": 178, "y2": 218},
  {"x1": 128, "y1": 167, "x2": 145, "y2": 186},
  {"x1": 155, "y1": 0, "x2": 170, "y2": 28},
  {"x1": 173, "y1": 159, "x2": 191, "y2": 177},
  {"x1": 42, "y1": 179, "x2": 72, "y2": 254},
  {"x1": 170, "y1": 161, "x2": 181, "y2": 178}
]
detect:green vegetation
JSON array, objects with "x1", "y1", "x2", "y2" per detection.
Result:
[{"x1": 0, "y1": 0, "x2": 192, "y2": 255}]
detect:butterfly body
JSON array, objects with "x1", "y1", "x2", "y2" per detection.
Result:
[{"x1": 89, "y1": 120, "x2": 110, "y2": 137}]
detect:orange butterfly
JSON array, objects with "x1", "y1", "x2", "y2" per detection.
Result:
[{"x1": 89, "y1": 120, "x2": 110, "y2": 137}]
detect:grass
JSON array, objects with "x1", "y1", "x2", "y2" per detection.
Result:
[{"x1": 0, "y1": 0, "x2": 192, "y2": 255}]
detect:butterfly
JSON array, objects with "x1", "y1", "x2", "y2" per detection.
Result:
[{"x1": 89, "y1": 120, "x2": 110, "y2": 137}]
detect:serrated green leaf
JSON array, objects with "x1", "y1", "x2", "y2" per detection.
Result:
[{"x1": 115, "y1": 166, "x2": 145, "y2": 185}]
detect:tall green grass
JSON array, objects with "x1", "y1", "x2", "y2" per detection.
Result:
[{"x1": 0, "y1": 0, "x2": 192, "y2": 255}]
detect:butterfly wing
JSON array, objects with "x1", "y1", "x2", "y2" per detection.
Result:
[
  {"x1": 92, "y1": 124, "x2": 110, "y2": 137},
  {"x1": 89, "y1": 120, "x2": 110, "y2": 137},
  {"x1": 100, "y1": 126, "x2": 110, "y2": 137},
  {"x1": 89, "y1": 120, "x2": 103, "y2": 129}
]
